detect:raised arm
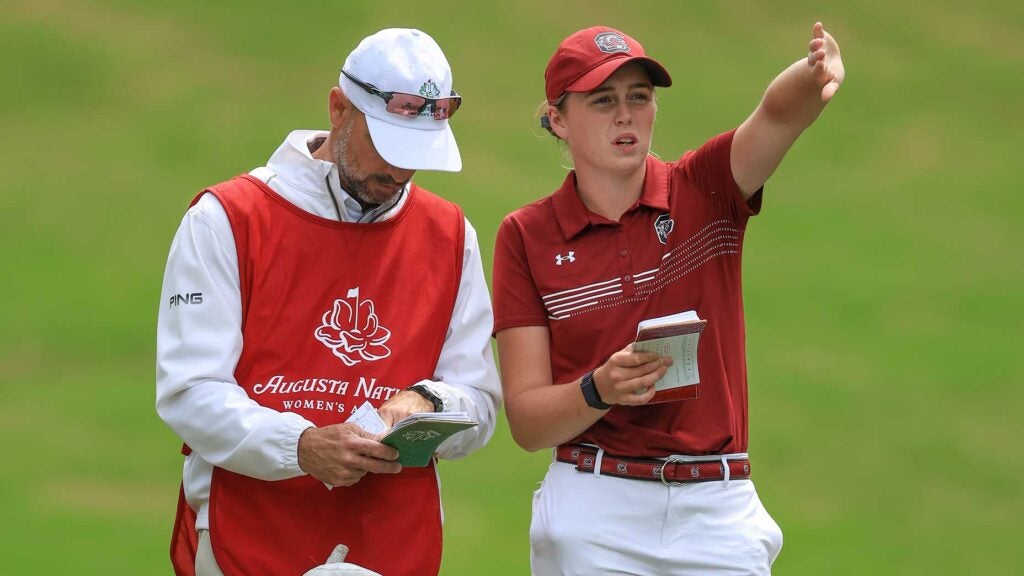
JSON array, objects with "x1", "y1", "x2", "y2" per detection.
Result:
[{"x1": 732, "y1": 21, "x2": 845, "y2": 198}]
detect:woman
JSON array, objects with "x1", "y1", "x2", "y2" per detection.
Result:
[{"x1": 492, "y1": 23, "x2": 844, "y2": 575}]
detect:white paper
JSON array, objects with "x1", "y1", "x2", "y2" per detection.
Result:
[
  {"x1": 633, "y1": 310, "x2": 704, "y2": 391},
  {"x1": 345, "y1": 400, "x2": 388, "y2": 435},
  {"x1": 636, "y1": 309, "x2": 700, "y2": 332},
  {"x1": 634, "y1": 332, "x2": 701, "y2": 391}
]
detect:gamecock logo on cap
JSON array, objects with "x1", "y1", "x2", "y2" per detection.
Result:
[{"x1": 594, "y1": 32, "x2": 630, "y2": 54}]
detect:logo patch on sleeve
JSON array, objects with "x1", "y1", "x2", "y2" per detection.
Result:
[{"x1": 169, "y1": 292, "x2": 203, "y2": 307}]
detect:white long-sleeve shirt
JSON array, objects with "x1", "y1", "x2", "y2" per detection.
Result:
[{"x1": 156, "y1": 130, "x2": 501, "y2": 530}]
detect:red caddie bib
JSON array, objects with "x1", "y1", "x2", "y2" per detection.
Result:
[{"x1": 170, "y1": 174, "x2": 464, "y2": 576}]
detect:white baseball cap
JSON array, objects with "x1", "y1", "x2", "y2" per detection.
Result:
[{"x1": 339, "y1": 28, "x2": 462, "y2": 172}]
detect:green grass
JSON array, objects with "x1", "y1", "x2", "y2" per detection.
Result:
[{"x1": 2, "y1": 0, "x2": 1022, "y2": 574}]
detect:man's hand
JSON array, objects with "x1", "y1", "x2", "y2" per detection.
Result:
[
  {"x1": 298, "y1": 423, "x2": 400, "y2": 487},
  {"x1": 808, "y1": 22, "x2": 845, "y2": 102},
  {"x1": 377, "y1": 388, "x2": 435, "y2": 428}
]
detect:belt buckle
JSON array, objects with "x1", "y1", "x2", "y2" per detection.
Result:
[{"x1": 659, "y1": 456, "x2": 685, "y2": 486}]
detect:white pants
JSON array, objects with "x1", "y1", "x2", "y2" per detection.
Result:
[{"x1": 530, "y1": 461, "x2": 783, "y2": 575}]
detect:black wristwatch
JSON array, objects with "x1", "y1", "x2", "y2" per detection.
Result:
[
  {"x1": 580, "y1": 370, "x2": 611, "y2": 410},
  {"x1": 408, "y1": 383, "x2": 444, "y2": 413}
]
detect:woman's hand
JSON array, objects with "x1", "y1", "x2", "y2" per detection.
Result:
[{"x1": 592, "y1": 344, "x2": 672, "y2": 406}]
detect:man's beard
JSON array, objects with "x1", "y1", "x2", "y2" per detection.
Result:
[{"x1": 333, "y1": 123, "x2": 406, "y2": 206}]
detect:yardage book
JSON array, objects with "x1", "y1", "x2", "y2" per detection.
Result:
[
  {"x1": 347, "y1": 401, "x2": 478, "y2": 467},
  {"x1": 632, "y1": 310, "x2": 707, "y2": 403}
]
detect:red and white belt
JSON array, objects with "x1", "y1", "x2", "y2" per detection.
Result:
[{"x1": 556, "y1": 444, "x2": 751, "y2": 485}]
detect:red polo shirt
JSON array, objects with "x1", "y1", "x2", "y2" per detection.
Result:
[{"x1": 492, "y1": 130, "x2": 762, "y2": 457}]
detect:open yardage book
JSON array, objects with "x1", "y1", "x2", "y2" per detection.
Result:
[
  {"x1": 346, "y1": 401, "x2": 478, "y2": 467},
  {"x1": 632, "y1": 310, "x2": 707, "y2": 403}
]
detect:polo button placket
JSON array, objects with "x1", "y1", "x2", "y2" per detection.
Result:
[{"x1": 616, "y1": 226, "x2": 635, "y2": 297}]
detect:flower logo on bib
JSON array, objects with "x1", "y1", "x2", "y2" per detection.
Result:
[{"x1": 314, "y1": 287, "x2": 392, "y2": 366}]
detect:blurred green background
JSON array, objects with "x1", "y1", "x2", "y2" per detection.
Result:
[{"x1": 2, "y1": 0, "x2": 1021, "y2": 574}]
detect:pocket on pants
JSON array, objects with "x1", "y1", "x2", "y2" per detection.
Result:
[
  {"x1": 528, "y1": 478, "x2": 547, "y2": 550},
  {"x1": 753, "y1": 496, "x2": 784, "y2": 565}
]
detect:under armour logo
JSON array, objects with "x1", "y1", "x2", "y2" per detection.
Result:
[{"x1": 555, "y1": 251, "x2": 576, "y2": 266}]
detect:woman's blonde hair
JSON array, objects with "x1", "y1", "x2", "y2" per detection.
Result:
[
  {"x1": 537, "y1": 94, "x2": 567, "y2": 139},
  {"x1": 535, "y1": 96, "x2": 573, "y2": 168}
]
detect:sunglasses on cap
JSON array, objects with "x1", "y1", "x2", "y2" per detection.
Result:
[{"x1": 341, "y1": 70, "x2": 462, "y2": 121}]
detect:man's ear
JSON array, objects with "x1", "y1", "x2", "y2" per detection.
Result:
[{"x1": 327, "y1": 87, "x2": 350, "y2": 129}]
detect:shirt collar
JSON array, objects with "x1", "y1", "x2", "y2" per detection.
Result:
[
  {"x1": 267, "y1": 130, "x2": 408, "y2": 223},
  {"x1": 552, "y1": 155, "x2": 671, "y2": 240},
  {"x1": 267, "y1": 130, "x2": 335, "y2": 191}
]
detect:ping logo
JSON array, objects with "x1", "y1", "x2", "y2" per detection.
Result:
[
  {"x1": 169, "y1": 293, "x2": 203, "y2": 307},
  {"x1": 654, "y1": 213, "x2": 674, "y2": 245},
  {"x1": 555, "y1": 251, "x2": 576, "y2": 266}
]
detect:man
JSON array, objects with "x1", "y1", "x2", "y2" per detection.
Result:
[{"x1": 156, "y1": 28, "x2": 500, "y2": 576}]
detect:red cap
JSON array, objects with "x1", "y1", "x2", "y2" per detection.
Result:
[{"x1": 544, "y1": 26, "x2": 672, "y2": 104}]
